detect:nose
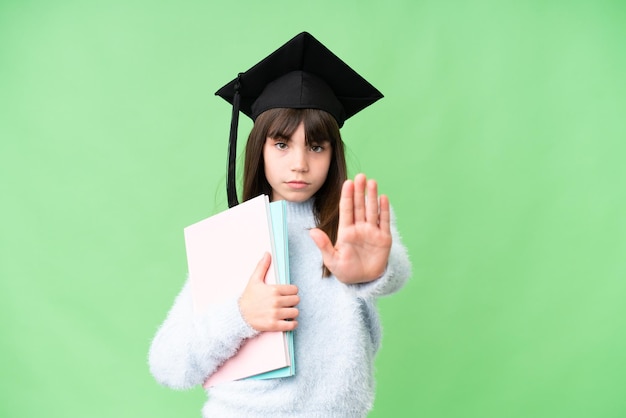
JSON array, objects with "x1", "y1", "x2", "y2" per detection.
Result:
[{"x1": 291, "y1": 147, "x2": 309, "y2": 172}]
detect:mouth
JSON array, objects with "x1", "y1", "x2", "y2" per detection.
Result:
[{"x1": 285, "y1": 181, "x2": 310, "y2": 189}]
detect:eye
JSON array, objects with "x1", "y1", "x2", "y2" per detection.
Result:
[
  {"x1": 274, "y1": 142, "x2": 288, "y2": 150},
  {"x1": 310, "y1": 145, "x2": 324, "y2": 153}
]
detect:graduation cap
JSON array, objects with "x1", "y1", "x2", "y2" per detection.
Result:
[{"x1": 216, "y1": 31, "x2": 383, "y2": 207}]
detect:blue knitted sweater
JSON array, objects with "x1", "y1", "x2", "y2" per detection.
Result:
[{"x1": 149, "y1": 199, "x2": 411, "y2": 417}]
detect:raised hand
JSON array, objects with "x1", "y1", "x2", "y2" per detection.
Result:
[
  {"x1": 238, "y1": 253, "x2": 300, "y2": 332},
  {"x1": 309, "y1": 173, "x2": 392, "y2": 284}
]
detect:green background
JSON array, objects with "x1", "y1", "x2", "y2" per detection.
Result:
[{"x1": 1, "y1": 0, "x2": 625, "y2": 417}]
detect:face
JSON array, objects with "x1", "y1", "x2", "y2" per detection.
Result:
[{"x1": 263, "y1": 121, "x2": 332, "y2": 202}]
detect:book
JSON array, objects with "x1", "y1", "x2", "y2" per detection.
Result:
[
  {"x1": 246, "y1": 199, "x2": 295, "y2": 381},
  {"x1": 183, "y1": 194, "x2": 294, "y2": 387}
]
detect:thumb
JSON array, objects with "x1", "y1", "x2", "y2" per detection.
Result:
[
  {"x1": 309, "y1": 228, "x2": 335, "y2": 262},
  {"x1": 250, "y1": 252, "x2": 271, "y2": 283}
]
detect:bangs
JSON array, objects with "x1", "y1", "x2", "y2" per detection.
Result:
[{"x1": 265, "y1": 108, "x2": 339, "y2": 145}]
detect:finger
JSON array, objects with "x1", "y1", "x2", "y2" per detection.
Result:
[
  {"x1": 278, "y1": 294, "x2": 300, "y2": 307},
  {"x1": 339, "y1": 179, "x2": 354, "y2": 229},
  {"x1": 366, "y1": 179, "x2": 379, "y2": 225},
  {"x1": 250, "y1": 252, "x2": 271, "y2": 283},
  {"x1": 379, "y1": 194, "x2": 391, "y2": 234},
  {"x1": 275, "y1": 284, "x2": 299, "y2": 296},
  {"x1": 309, "y1": 228, "x2": 336, "y2": 268},
  {"x1": 353, "y1": 173, "x2": 366, "y2": 222},
  {"x1": 275, "y1": 319, "x2": 298, "y2": 332},
  {"x1": 277, "y1": 307, "x2": 299, "y2": 320}
]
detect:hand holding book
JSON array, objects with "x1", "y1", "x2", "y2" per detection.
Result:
[{"x1": 239, "y1": 252, "x2": 300, "y2": 332}]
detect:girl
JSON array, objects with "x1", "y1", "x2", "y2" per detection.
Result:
[{"x1": 149, "y1": 32, "x2": 412, "y2": 417}]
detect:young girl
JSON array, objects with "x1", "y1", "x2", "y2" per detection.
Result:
[{"x1": 149, "y1": 32, "x2": 412, "y2": 417}]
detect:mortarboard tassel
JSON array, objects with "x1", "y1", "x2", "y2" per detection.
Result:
[{"x1": 226, "y1": 73, "x2": 243, "y2": 208}]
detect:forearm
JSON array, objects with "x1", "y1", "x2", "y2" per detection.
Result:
[{"x1": 148, "y1": 279, "x2": 258, "y2": 389}]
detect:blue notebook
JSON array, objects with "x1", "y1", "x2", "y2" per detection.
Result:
[{"x1": 246, "y1": 200, "x2": 295, "y2": 380}]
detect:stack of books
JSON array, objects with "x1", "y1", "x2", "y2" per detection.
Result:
[{"x1": 183, "y1": 194, "x2": 295, "y2": 387}]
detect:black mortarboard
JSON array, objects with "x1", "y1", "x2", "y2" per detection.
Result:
[{"x1": 216, "y1": 32, "x2": 383, "y2": 207}]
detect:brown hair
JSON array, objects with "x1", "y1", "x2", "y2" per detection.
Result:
[{"x1": 242, "y1": 108, "x2": 347, "y2": 277}]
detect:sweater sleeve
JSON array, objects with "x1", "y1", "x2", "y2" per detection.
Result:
[
  {"x1": 345, "y1": 207, "x2": 412, "y2": 299},
  {"x1": 148, "y1": 279, "x2": 259, "y2": 390}
]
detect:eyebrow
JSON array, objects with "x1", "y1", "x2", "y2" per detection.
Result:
[
  {"x1": 269, "y1": 134, "x2": 291, "y2": 141},
  {"x1": 307, "y1": 138, "x2": 330, "y2": 145}
]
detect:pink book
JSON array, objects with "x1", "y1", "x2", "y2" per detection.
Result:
[{"x1": 183, "y1": 195, "x2": 290, "y2": 387}]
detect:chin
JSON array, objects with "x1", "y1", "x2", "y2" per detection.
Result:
[
  {"x1": 281, "y1": 192, "x2": 314, "y2": 203},
  {"x1": 285, "y1": 196, "x2": 311, "y2": 203}
]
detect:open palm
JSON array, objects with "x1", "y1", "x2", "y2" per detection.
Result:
[{"x1": 309, "y1": 174, "x2": 392, "y2": 283}]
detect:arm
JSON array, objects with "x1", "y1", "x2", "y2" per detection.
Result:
[
  {"x1": 148, "y1": 254, "x2": 299, "y2": 389},
  {"x1": 148, "y1": 279, "x2": 258, "y2": 390}
]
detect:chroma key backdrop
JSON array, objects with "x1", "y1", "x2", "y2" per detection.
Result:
[{"x1": 1, "y1": 1, "x2": 625, "y2": 417}]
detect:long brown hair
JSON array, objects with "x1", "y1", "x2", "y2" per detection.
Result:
[{"x1": 242, "y1": 108, "x2": 347, "y2": 276}]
